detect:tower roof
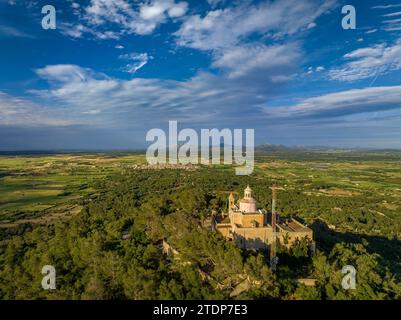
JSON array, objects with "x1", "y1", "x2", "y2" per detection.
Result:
[{"x1": 243, "y1": 185, "x2": 253, "y2": 199}]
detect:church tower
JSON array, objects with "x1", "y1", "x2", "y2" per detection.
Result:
[
  {"x1": 228, "y1": 192, "x2": 235, "y2": 213},
  {"x1": 239, "y1": 185, "x2": 257, "y2": 213},
  {"x1": 244, "y1": 185, "x2": 252, "y2": 198}
]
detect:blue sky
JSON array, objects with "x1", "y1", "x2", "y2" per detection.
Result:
[{"x1": 1, "y1": 0, "x2": 401, "y2": 150}]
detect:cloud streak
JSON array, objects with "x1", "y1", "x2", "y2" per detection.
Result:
[
  {"x1": 329, "y1": 38, "x2": 401, "y2": 81},
  {"x1": 0, "y1": 91, "x2": 72, "y2": 127},
  {"x1": 0, "y1": 25, "x2": 34, "y2": 38},
  {"x1": 263, "y1": 86, "x2": 401, "y2": 120}
]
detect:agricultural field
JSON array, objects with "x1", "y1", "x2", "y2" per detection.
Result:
[
  {"x1": 253, "y1": 150, "x2": 401, "y2": 239},
  {"x1": 0, "y1": 153, "x2": 144, "y2": 230}
]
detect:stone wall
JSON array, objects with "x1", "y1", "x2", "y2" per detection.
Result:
[
  {"x1": 240, "y1": 213, "x2": 265, "y2": 228},
  {"x1": 232, "y1": 226, "x2": 272, "y2": 250}
]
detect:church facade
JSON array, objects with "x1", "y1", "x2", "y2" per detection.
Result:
[{"x1": 211, "y1": 186, "x2": 315, "y2": 251}]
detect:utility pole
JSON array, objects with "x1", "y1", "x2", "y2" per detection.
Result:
[{"x1": 270, "y1": 184, "x2": 278, "y2": 271}]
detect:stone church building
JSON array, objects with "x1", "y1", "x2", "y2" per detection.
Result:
[{"x1": 211, "y1": 185, "x2": 315, "y2": 251}]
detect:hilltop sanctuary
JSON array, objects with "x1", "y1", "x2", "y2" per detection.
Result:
[{"x1": 211, "y1": 186, "x2": 315, "y2": 252}]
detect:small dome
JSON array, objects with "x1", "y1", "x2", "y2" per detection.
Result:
[
  {"x1": 240, "y1": 185, "x2": 257, "y2": 212},
  {"x1": 244, "y1": 185, "x2": 253, "y2": 199}
]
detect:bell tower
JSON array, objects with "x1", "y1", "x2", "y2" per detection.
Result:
[
  {"x1": 228, "y1": 192, "x2": 235, "y2": 212},
  {"x1": 244, "y1": 185, "x2": 252, "y2": 198},
  {"x1": 239, "y1": 185, "x2": 257, "y2": 213}
]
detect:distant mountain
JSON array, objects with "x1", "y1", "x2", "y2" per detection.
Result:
[{"x1": 255, "y1": 144, "x2": 292, "y2": 152}]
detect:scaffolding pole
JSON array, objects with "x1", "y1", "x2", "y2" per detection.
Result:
[{"x1": 270, "y1": 184, "x2": 278, "y2": 271}]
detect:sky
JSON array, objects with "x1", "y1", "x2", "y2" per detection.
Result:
[{"x1": 1, "y1": 0, "x2": 401, "y2": 150}]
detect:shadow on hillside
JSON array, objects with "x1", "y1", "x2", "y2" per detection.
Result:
[{"x1": 309, "y1": 219, "x2": 401, "y2": 274}]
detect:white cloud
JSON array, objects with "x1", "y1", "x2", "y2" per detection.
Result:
[
  {"x1": 329, "y1": 38, "x2": 401, "y2": 81},
  {"x1": 305, "y1": 66, "x2": 324, "y2": 75},
  {"x1": 384, "y1": 18, "x2": 401, "y2": 24},
  {"x1": 0, "y1": 25, "x2": 33, "y2": 38},
  {"x1": 119, "y1": 53, "x2": 151, "y2": 74},
  {"x1": 70, "y1": 2, "x2": 81, "y2": 15},
  {"x1": 5, "y1": 0, "x2": 37, "y2": 8},
  {"x1": 35, "y1": 65, "x2": 96, "y2": 83},
  {"x1": 385, "y1": 26, "x2": 401, "y2": 31},
  {"x1": 139, "y1": 0, "x2": 187, "y2": 20},
  {"x1": 382, "y1": 11, "x2": 401, "y2": 17},
  {"x1": 175, "y1": 0, "x2": 335, "y2": 51},
  {"x1": 307, "y1": 22, "x2": 317, "y2": 29},
  {"x1": 382, "y1": 16, "x2": 401, "y2": 32},
  {"x1": 212, "y1": 43, "x2": 300, "y2": 79},
  {"x1": 0, "y1": 91, "x2": 72, "y2": 126},
  {"x1": 82, "y1": 109, "x2": 101, "y2": 115},
  {"x1": 139, "y1": 3, "x2": 166, "y2": 22},
  {"x1": 372, "y1": 4, "x2": 401, "y2": 9},
  {"x1": 59, "y1": 23, "x2": 120, "y2": 39},
  {"x1": 167, "y1": 2, "x2": 188, "y2": 18},
  {"x1": 65, "y1": 0, "x2": 189, "y2": 39},
  {"x1": 264, "y1": 86, "x2": 401, "y2": 119}
]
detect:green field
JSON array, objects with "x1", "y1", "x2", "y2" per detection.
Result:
[{"x1": 0, "y1": 153, "x2": 145, "y2": 227}]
